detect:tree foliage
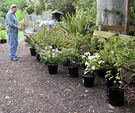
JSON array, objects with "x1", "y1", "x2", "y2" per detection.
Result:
[
  {"x1": 130, "y1": 0, "x2": 135, "y2": 25},
  {"x1": 27, "y1": 0, "x2": 77, "y2": 15},
  {"x1": 0, "y1": 0, "x2": 27, "y2": 18}
]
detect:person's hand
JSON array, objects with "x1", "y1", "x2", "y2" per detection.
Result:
[{"x1": 17, "y1": 26, "x2": 22, "y2": 30}]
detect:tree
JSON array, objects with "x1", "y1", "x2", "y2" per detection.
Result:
[
  {"x1": 27, "y1": 0, "x2": 77, "y2": 15},
  {"x1": 73, "y1": 0, "x2": 97, "y2": 24},
  {"x1": 0, "y1": 0, "x2": 27, "y2": 18}
]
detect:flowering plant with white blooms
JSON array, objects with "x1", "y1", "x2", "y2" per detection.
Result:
[
  {"x1": 82, "y1": 52, "x2": 91, "y2": 59},
  {"x1": 39, "y1": 46, "x2": 61, "y2": 65},
  {"x1": 83, "y1": 52, "x2": 106, "y2": 75}
]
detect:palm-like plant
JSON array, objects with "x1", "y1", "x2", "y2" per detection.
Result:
[{"x1": 59, "y1": 8, "x2": 92, "y2": 35}]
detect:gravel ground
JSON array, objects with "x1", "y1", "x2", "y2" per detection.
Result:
[{"x1": 0, "y1": 37, "x2": 134, "y2": 113}]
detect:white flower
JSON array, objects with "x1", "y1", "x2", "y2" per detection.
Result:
[
  {"x1": 82, "y1": 55, "x2": 86, "y2": 59},
  {"x1": 88, "y1": 56, "x2": 93, "y2": 61},
  {"x1": 52, "y1": 53, "x2": 55, "y2": 58},
  {"x1": 84, "y1": 52, "x2": 91, "y2": 56},
  {"x1": 56, "y1": 48, "x2": 59, "y2": 52},
  {"x1": 98, "y1": 61, "x2": 102, "y2": 64},
  {"x1": 111, "y1": 51, "x2": 114, "y2": 54},
  {"x1": 45, "y1": 47, "x2": 48, "y2": 50},
  {"x1": 95, "y1": 54, "x2": 100, "y2": 58},
  {"x1": 98, "y1": 60, "x2": 105, "y2": 64},
  {"x1": 49, "y1": 46, "x2": 52, "y2": 49},
  {"x1": 88, "y1": 56, "x2": 96, "y2": 61},
  {"x1": 85, "y1": 62, "x2": 89, "y2": 66},
  {"x1": 91, "y1": 66, "x2": 96, "y2": 70}
]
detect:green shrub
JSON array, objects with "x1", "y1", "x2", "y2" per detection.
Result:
[
  {"x1": 0, "y1": 23, "x2": 6, "y2": 30},
  {"x1": 0, "y1": 32, "x2": 6, "y2": 39}
]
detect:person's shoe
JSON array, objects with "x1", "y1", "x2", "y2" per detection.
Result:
[
  {"x1": 11, "y1": 57, "x2": 19, "y2": 61},
  {"x1": 15, "y1": 56, "x2": 20, "y2": 59}
]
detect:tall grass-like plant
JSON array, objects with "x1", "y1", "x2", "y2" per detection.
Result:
[{"x1": 59, "y1": 8, "x2": 92, "y2": 35}]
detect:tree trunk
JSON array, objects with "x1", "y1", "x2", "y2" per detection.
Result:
[{"x1": 97, "y1": 0, "x2": 127, "y2": 26}]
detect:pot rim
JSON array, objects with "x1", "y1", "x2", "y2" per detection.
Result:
[
  {"x1": 47, "y1": 64, "x2": 58, "y2": 66},
  {"x1": 82, "y1": 72, "x2": 96, "y2": 77}
]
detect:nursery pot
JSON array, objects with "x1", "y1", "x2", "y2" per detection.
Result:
[
  {"x1": 36, "y1": 54, "x2": 40, "y2": 62},
  {"x1": 106, "y1": 69, "x2": 117, "y2": 87},
  {"x1": 48, "y1": 64, "x2": 58, "y2": 74},
  {"x1": 106, "y1": 87, "x2": 124, "y2": 106},
  {"x1": 82, "y1": 73, "x2": 95, "y2": 87},
  {"x1": 0, "y1": 39, "x2": 7, "y2": 44},
  {"x1": 97, "y1": 69, "x2": 106, "y2": 77},
  {"x1": 68, "y1": 66, "x2": 78, "y2": 77},
  {"x1": 30, "y1": 48, "x2": 37, "y2": 56}
]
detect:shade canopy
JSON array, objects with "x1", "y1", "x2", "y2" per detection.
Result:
[{"x1": 52, "y1": 10, "x2": 64, "y2": 15}]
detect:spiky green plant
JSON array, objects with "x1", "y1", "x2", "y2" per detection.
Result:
[{"x1": 59, "y1": 8, "x2": 92, "y2": 35}]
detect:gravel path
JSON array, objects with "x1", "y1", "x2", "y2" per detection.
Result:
[{"x1": 0, "y1": 37, "x2": 134, "y2": 113}]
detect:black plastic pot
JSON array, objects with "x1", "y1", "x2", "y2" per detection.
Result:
[
  {"x1": 30, "y1": 48, "x2": 37, "y2": 56},
  {"x1": 106, "y1": 87, "x2": 124, "y2": 106},
  {"x1": 48, "y1": 64, "x2": 58, "y2": 74},
  {"x1": 0, "y1": 39, "x2": 7, "y2": 44},
  {"x1": 97, "y1": 69, "x2": 106, "y2": 77},
  {"x1": 36, "y1": 54, "x2": 40, "y2": 62},
  {"x1": 106, "y1": 69, "x2": 117, "y2": 87},
  {"x1": 82, "y1": 73, "x2": 95, "y2": 87},
  {"x1": 68, "y1": 66, "x2": 78, "y2": 77}
]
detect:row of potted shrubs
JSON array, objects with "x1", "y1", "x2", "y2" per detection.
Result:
[{"x1": 24, "y1": 25, "x2": 135, "y2": 106}]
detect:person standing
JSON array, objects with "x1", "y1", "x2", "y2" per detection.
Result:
[{"x1": 6, "y1": 4, "x2": 21, "y2": 61}]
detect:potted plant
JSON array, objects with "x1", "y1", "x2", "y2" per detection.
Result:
[
  {"x1": 40, "y1": 46, "x2": 61, "y2": 74},
  {"x1": 36, "y1": 47, "x2": 45, "y2": 62},
  {"x1": 99, "y1": 35, "x2": 135, "y2": 106},
  {"x1": 0, "y1": 32, "x2": 7, "y2": 44},
  {"x1": 24, "y1": 35, "x2": 37, "y2": 56},
  {"x1": 82, "y1": 53, "x2": 102, "y2": 87},
  {"x1": 60, "y1": 48, "x2": 82, "y2": 77}
]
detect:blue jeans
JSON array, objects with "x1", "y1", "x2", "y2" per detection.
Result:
[{"x1": 7, "y1": 31, "x2": 18, "y2": 59}]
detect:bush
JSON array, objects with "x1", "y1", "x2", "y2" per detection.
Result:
[
  {"x1": 0, "y1": 32, "x2": 6, "y2": 39},
  {"x1": 99, "y1": 36, "x2": 135, "y2": 87},
  {"x1": 0, "y1": 23, "x2": 6, "y2": 30}
]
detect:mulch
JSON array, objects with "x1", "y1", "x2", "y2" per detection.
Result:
[{"x1": 0, "y1": 37, "x2": 134, "y2": 113}]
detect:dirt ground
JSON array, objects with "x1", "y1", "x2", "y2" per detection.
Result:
[{"x1": 0, "y1": 37, "x2": 134, "y2": 113}]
